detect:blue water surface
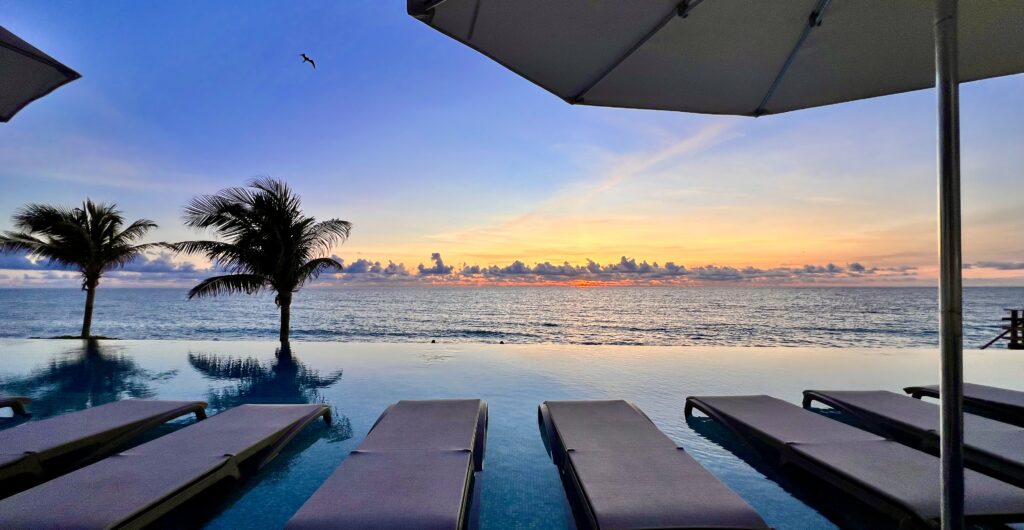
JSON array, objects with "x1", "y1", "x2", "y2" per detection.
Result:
[
  {"x1": 2, "y1": 286, "x2": 1023, "y2": 347},
  {"x1": 2, "y1": 339, "x2": 1024, "y2": 529}
]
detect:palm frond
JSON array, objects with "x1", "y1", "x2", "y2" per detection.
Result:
[
  {"x1": 166, "y1": 239, "x2": 241, "y2": 257},
  {"x1": 113, "y1": 219, "x2": 157, "y2": 244},
  {"x1": 187, "y1": 274, "x2": 267, "y2": 299},
  {"x1": 177, "y1": 178, "x2": 351, "y2": 315},
  {"x1": 249, "y1": 177, "x2": 301, "y2": 212},
  {"x1": 0, "y1": 231, "x2": 47, "y2": 254},
  {"x1": 183, "y1": 191, "x2": 252, "y2": 229},
  {"x1": 3, "y1": 200, "x2": 162, "y2": 278},
  {"x1": 303, "y1": 219, "x2": 352, "y2": 254},
  {"x1": 296, "y1": 257, "x2": 343, "y2": 286},
  {"x1": 12, "y1": 204, "x2": 77, "y2": 235},
  {"x1": 100, "y1": 243, "x2": 165, "y2": 272}
]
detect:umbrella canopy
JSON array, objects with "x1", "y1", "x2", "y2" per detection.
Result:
[
  {"x1": 408, "y1": 0, "x2": 1024, "y2": 116},
  {"x1": 0, "y1": 25, "x2": 80, "y2": 122},
  {"x1": 409, "y1": 1, "x2": 1024, "y2": 528}
]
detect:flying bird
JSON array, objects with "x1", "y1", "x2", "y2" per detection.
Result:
[{"x1": 300, "y1": 53, "x2": 315, "y2": 70}]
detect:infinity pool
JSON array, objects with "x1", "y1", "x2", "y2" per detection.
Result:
[{"x1": 1, "y1": 339, "x2": 1022, "y2": 529}]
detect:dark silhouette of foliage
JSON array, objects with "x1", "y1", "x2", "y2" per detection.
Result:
[
  {"x1": 168, "y1": 178, "x2": 351, "y2": 346},
  {"x1": 0, "y1": 200, "x2": 158, "y2": 337},
  {"x1": 188, "y1": 347, "x2": 351, "y2": 442},
  {"x1": 0, "y1": 340, "x2": 176, "y2": 418}
]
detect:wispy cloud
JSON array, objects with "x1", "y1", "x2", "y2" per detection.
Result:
[
  {"x1": 968, "y1": 261, "x2": 1024, "y2": 271},
  {"x1": 422, "y1": 122, "x2": 738, "y2": 256}
]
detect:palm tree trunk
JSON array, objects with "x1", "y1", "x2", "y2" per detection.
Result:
[
  {"x1": 279, "y1": 292, "x2": 292, "y2": 346},
  {"x1": 81, "y1": 278, "x2": 98, "y2": 338}
]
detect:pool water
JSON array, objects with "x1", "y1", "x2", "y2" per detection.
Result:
[{"x1": 1, "y1": 339, "x2": 1022, "y2": 529}]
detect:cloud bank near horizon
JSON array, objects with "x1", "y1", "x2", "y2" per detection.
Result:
[
  {"x1": 1, "y1": 250, "x2": 992, "y2": 287},
  {"x1": 5, "y1": 249, "x2": 1024, "y2": 288}
]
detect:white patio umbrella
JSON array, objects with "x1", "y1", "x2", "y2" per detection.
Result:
[
  {"x1": 407, "y1": 0, "x2": 1024, "y2": 527},
  {"x1": 0, "y1": 25, "x2": 80, "y2": 122}
]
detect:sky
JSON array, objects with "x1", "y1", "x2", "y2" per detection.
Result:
[{"x1": 1, "y1": 0, "x2": 1023, "y2": 288}]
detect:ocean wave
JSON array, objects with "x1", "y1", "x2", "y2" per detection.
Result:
[{"x1": 1, "y1": 286, "x2": 1021, "y2": 348}]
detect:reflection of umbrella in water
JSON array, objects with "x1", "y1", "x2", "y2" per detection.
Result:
[
  {"x1": 408, "y1": 1, "x2": 1024, "y2": 524},
  {"x1": 188, "y1": 347, "x2": 350, "y2": 441},
  {"x1": 0, "y1": 25, "x2": 80, "y2": 122},
  {"x1": 0, "y1": 339, "x2": 176, "y2": 417}
]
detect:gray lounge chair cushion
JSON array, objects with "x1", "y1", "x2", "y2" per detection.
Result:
[
  {"x1": 0, "y1": 404, "x2": 328, "y2": 529},
  {"x1": 0, "y1": 400, "x2": 205, "y2": 458},
  {"x1": 287, "y1": 451, "x2": 473, "y2": 530},
  {"x1": 0, "y1": 456, "x2": 20, "y2": 469},
  {"x1": 689, "y1": 395, "x2": 1024, "y2": 526},
  {"x1": 907, "y1": 383, "x2": 1024, "y2": 424},
  {"x1": 287, "y1": 399, "x2": 486, "y2": 530},
  {"x1": 804, "y1": 390, "x2": 1024, "y2": 472},
  {"x1": 545, "y1": 400, "x2": 678, "y2": 451},
  {"x1": 689, "y1": 395, "x2": 881, "y2": 445},
  {"x1": 358, "y1": 399, "x2": 483, "y2": 452},
  {"x1": 544, "y1": 400, "x2": 768, "y2": 530},
  {"x1": 567, "y1": 448, "x2": 769, "y2": 529},
  {"x1": 967, "y1": 429, "x2": 1024, "y2": 465},
  {"x1": 0, "y1": 399, "x2": 207, "y2": 488},
  {"x1": 909, "y1": 383, "x2": 1024, "y2": 408},
  {"x1": 129, "y1": 403, "x2": 323, "y2": 460},
  {"x1": 807, "y1": 390, "x2": 1018, "y2": 434},
  {"x1": 0, "y1": 453, "x2": 232, "y2": 528},
  {"x1": 791, "y1": 439, "x2": 1024, "y2": 521}
]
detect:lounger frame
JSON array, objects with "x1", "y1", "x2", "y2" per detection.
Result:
[
  {"x1": 1, "y1": 400, "x2": 208, "y2": 494},
  {"x1": 542, "y1": 401, "x2": 767, "y2": 530},
  {"x1": 0, "y1": 404, "x2": 330, "y2": 530},
  {"x1": 120, "y1": 405, "x2": 331, "y2": 529},
  {"x1": 685, "y1": 397, "x2": 1024, "y2": 529},
  {"x1": 541, "y1": 401, "x2": 679, "y2": 529},
  {"x1": 0, "y1": 395, "x2": 30, "y2": 416},
  {"x1": 804, "y1": 389, "x2": 1024, "y2": 488},
  {"x1": 287, "y1": 400, "x2": 485, "y2": 530},
  {"x1": 803, "y1": 390, "x2": 929, "y2": 447},
  {"x1": 905, "y1": 384, "x2": 1024, "y2": 427},
  {"x1": 370, "y1": 400, "x2": 487, "y2": 473},
  {"x1": 370, "y1": 400, "x2": 487, "y2": 530},
  {"x1": 539, "y1": 402, "x2": 601, "y2": 529}
]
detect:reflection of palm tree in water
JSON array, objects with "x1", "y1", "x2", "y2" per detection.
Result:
[
  {"x1": 188, "y1": 345, "x2": 351, "y2": 441},
  {"x1": 0, "y1": 339, "x2": 176, "y2": 418}
]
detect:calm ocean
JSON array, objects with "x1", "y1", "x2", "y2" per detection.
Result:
[{"x1": 1, "y1": 286, "x2": 1021, "y2": 348}]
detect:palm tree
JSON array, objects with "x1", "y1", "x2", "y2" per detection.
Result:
[
  {"x1": 169, "y1": 178, "x2": 351, "y2": 346},
  {"x1": 0, "y1": 200, "x2": 158, "y2": 337}
]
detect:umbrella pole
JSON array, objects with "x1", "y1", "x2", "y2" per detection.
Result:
[{"x1": 935, "y1": 0, "x2": 964, "y2": 528}]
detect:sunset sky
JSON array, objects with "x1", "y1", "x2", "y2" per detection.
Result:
[{"x1": 2, "y1": 1, "x2": 1023, "y2": 287}]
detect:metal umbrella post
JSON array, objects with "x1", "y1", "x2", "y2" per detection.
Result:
[{"x1": 935, "y1": 0, "x2": 964, "y2": 527}]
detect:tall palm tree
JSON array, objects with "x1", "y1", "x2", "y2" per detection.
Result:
[
  {"x1": 169, "y1": 178, "x2": 351, "y2": 346},
  {"x1": 0, "y1": 200, "x2": 158, "y2": 337}
]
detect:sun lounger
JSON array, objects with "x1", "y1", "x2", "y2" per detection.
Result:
[
  {"x1": 540, "y1": 400, "x2": 768, "y2": 530},
  {"x1": 0, "y1": 403, "x2": 330, "y2": 529},
  {"x1": 287, "y1": 399, "x2": 487, "y2": 530},
  {"x1": 685, "y1": 395, "x2": 1024, "y2": 528},
  {"x1": 905, "y1": 383, "x2": 1024, "y2": 427},
  {"x1": 0, "y1": 393, "x2": 30, "y2": 416},
  {"x1": 803, "y1": 389, "x2": 1024, "y2": 487},
  {"x1": 0, "y1": 399, "x2": 207, "y2": 494}
]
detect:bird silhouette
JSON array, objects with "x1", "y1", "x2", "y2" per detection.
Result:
[{"x1": 300, "y1": 53, "x2": 316, "y2": 70}]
